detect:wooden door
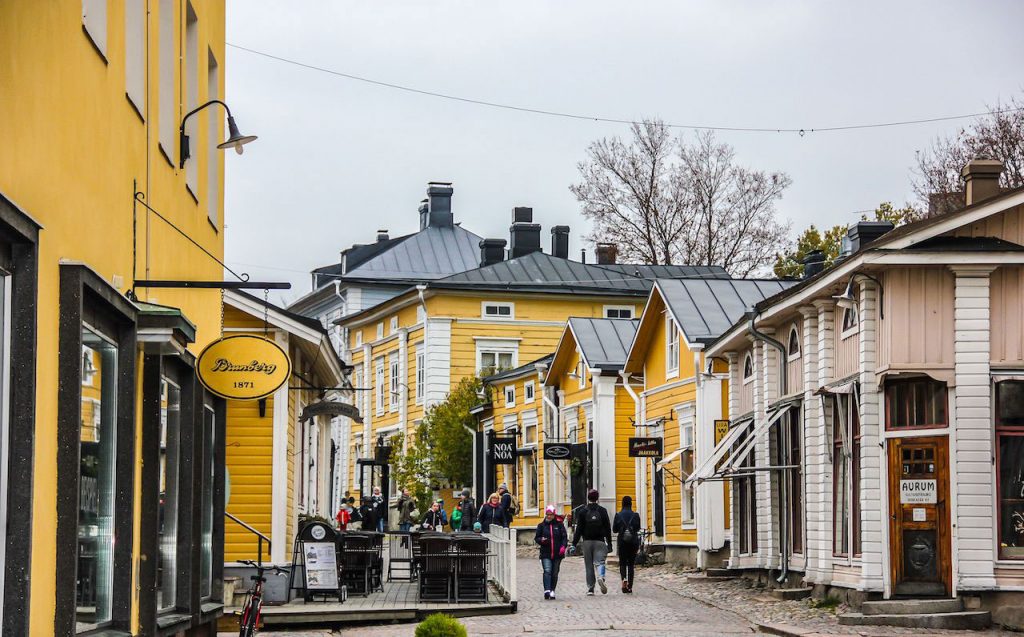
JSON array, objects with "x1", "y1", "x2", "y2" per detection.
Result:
[{"x1": 887, "y1": 436, "x2": 951, "y2": 597}]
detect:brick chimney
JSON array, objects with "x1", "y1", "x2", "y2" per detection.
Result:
[
  {"x1": 962, "y1": 157, "x2": 1004, "y2": 206},
  {"x1": 596, "y1": 243, "x2": 618, "y2": 265}
]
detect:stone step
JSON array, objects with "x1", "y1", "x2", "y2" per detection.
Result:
[
  {"x1": 838, "y1": 611, "x2": 991, "y2": 630},
  {"x1": 704, "y1": 567, "x2": 731, "y2": 577},
  {"x1": 862, "y1": 598, "x2": 963, "y2": 616},
  {"x1": 770, "y1": 587, "x2": 812, "y2": 601},
  {"x1": 684, "y1": 573, "x2": 736, "y2": 583}
]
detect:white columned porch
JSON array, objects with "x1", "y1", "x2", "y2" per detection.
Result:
[
  {"x1": 725, "y1": 351, "x2": 741, "y2": 566},
  {"x1": 858, "y1": 280, "x2": 884, "y2": 591},
  {"x1": 950, "y1": 266, "x2": 998, "y2": 590}
]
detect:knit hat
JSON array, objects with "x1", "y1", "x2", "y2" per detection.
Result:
[
  {"x1": 462, "y1": 487, "x2": 471, "y2": 497},
  {"x1": 473, "y1": 522, "x2": 482, "y2": 532},
  {"x1": 545, "y1": 505, "x2": 557, "y2": 515},
  {"x1": 587, "y1": 489, "x2": 600, "y2": 502}
]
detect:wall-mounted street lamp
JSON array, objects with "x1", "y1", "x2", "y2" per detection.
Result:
[
  {"x1": 833, "y1": 271, "x2": 884, "y2": 319},
  {"x1": 179, "y1": 99, "x2": 258, "y2": 168}
]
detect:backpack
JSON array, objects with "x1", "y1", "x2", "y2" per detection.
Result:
[
  {"x1": 583, "y1": 504, "x2": 603, "y2": 534},
  {"x1": 507, "y1": 493, "x2": 520, "y2": 517},
  {"x1": 620, "y1": 512, "x2": 639, "y2": 546}
]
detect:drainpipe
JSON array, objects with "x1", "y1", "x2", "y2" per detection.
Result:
[
  {"x1": 746, "y1": 312, "x2": 790, "y2": 585},
  {"x1": 619, "y1": 370, "x2": 645, "y2": 528}
]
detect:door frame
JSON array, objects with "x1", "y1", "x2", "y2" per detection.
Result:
[{"x1": 886, "y1": 435, "x2": 952, "y2": 597}]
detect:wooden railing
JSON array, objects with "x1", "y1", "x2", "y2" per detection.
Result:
[{"x1": 485, "y1": 526, "x2": 517, "y2": 607}]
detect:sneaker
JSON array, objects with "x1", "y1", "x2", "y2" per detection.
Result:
[
  {"x1": 598, "y1": 577, "x2": 607, "y2": 594},
  {"x1": 544, "y1": 590, "x2": 550, "y2": 600},
  {"x1": 586, "y1": 589, "x2": 595, "y2": 596},
  {"x1": 549, "y1": 591, "x2": 556, "y2": 600},
  {"x1": 627, "y1": 583, "x2": 633, "y2": 594},
  {"x1": 621, "y1": 579, "x2": 628, "y2": 593}
]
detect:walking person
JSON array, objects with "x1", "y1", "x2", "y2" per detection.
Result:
[
  {"x1": 371, "y1": 487, "x2": 386, "y2": 532},
  {"x1": 358, "y1": 496, "x2": 378, "y2": 533},
  {"x1": 458, "y1": 488, "x2": 478, "y2": 532},
  {"x1": 477, "y1": 492, "x2": 506, "y2": 533},
  {"x1": 535, "y1": 505, "x2": 568, "y2": 600},
  {"x1": 394, "y1": 488, "x2": 416, "y2": 532},
  {"x1": 572, "y1": 489, "x2": 612, "y2": 595},
  {"x1": 613, "y1": 495, "x2": 642, "y2": 593}
]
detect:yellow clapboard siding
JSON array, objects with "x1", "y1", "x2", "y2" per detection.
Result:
[{"x1": 225, "y1": 396, "x2": 274, "y2": 562}]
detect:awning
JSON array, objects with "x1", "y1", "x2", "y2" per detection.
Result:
[
  {"x1": 684, "y1": 418, "x2": 752, "y2": 485},
  {"x1": 716, "y1": 402, "x2": 798, "y2": 476},
  {"x1": 815, "y1": 377, "x2": 857, "y2": 396},
  {"x1": 657, "y1": 447, "x2": 684, "y2": 470}
]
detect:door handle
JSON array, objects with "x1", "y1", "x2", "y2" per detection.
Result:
[{"x1": 891, "y1": 514, "x2": 897, "y2": 521}]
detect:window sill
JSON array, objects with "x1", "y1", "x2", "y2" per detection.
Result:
[
  {"x1": 840, "y1": 327, "x2": 859, "y2": 340},
  {"x1": 80, "y1": 630, "x2": 130, "y2": 637},
  {"x1": 200, "y1": 601, "x2": 224, "y2": 616},
  {"x1": 156, "y1": 612, "x2": 192, "y2": 632},
  {"x1": 666, "y1": 369, "x2": 680, "y2": 380}
]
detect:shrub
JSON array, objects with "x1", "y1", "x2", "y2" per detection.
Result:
[{"x1": 415, "y1": 613, "x2": 468, "y2": 637}]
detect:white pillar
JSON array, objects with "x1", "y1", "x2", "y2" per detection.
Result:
[
  {"x1": 592, "y1": 375, "x2": 618, "y2": 513},
  {"x1": 813, "y1": 299, "x2": 836, "y2": 585},
  {"x1": 950, "y1": 266, "x2": 998, "y2": 590},
  {"x1": 798, "y1": 306, "x2": 821, "y2": 582},
  {"x1": 270, "y1": 330, "x2": 290, "y2": 564},
  {"x1": 696, "y1": 375, "x2": 725, "y2": 552},
  {"x1": 756, "y1": 331, "x2": 780, "y2": 569},
  {"x1": 725, "y1": 351, "x2": 741, "y2": 565},
  {"x1": 858, "y1": 280, "x2": 884, "y2": 591}
]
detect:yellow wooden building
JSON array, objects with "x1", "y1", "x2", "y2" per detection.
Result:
[
  {"x1": 221, "y1": 292, "x2": 348, "y2": 583},
  {"x1": 0, "y1": 1, "x2": 255, "y2": 634},
  {"x1": 619, "y1": 278, "x2": 794, "y2": 566}
]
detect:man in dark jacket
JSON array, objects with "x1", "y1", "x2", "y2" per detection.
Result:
[
  {"x1": 498, "y1": 483, "x2": 515, "y2": 526},
  {"x1": 613, "y1": 495, "x2": 642, "y2": 593},
  {"x1": 458, "y1": 488, "x2": 478, "y2": 531},
  {"x1": 572, "y1": 489, "x2": 612, "y2": 595},
  {"x1": 357, "y1": 496, "x2": 378, "y2": 533},
  {"x1": 535, "y1": 505, "x2": 568, "y2": 599}
]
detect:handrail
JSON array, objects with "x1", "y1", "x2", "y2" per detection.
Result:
[{"x1": 226, "y1": 511, "x2": 271, "y2": 567}]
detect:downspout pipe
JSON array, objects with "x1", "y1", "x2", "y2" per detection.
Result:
[
  {"x1": 619, "y1": 370, "x2": 646, "y2": 530},
  {"x1": 746, "y1": 312, "x2": 790, "y2": 585}
]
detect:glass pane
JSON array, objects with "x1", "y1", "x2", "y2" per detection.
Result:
[
  {"x1": 497, "y1": 352, "x2": 512, "y2": 370},
  {"x1": 997, "y1": 382, "x2": 1024, "y2": 427},
  {"x1": 158, "y1": 379, "x2": 180, "y2": 611},
  {"x1": 886, "y1": 379, "x2": 947, "y2": 428},
  {"x1": 77, "y1": 329, "x2": 117, "y2": 630},
  {"x1": 200, "y1": 407, "x2": 215, "y2": 598},
  {"x1": 998, "y1": 434, "x2": 1024, "y2": 559}
]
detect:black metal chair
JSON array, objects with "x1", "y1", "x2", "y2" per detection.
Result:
[
  {"x1": 369, "y1": 532, "x2": 385, "y2": 592},
  {"x1": 339, "y1": 533, "x2": 373, "y2": 597},
  {"x1": 417, "y1": 534, "x2": 453, "y2": 602},
  {"x1": 452, "y1": 535, "x2": 489, "y2": 602},
  {"x1": 388, "y1": 531, "x2": 415, "y2": 581}
]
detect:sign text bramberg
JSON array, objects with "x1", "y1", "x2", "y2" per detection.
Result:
[{"x1": 197, "y1": 334, "x2": 291, "y2": 400}]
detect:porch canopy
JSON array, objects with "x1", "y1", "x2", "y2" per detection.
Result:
[{"x1": 683, "y1": 416, "x2": 752, "y2": 485}]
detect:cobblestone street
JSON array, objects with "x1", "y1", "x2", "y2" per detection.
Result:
[{"x1": 228, "y1": 553, "x2": 1023, "y2": 637}]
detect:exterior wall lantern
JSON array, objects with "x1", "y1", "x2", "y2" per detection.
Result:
[{"x1": 179, "y1": 99, "x2": 258, "y2": 168}]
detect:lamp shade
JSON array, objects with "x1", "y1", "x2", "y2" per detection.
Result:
[{"x1": 217, "y1": 115, "x2": 258, "y2": 155}]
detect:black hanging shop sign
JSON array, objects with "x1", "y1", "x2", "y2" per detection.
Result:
[
  {"x1": 629, "y1": 436, "x2": 664, "y2": 458},
  {"x1": 543, "y1": 442, "x2": 572, "y2": 460},
  {"x1": 489, "y1": 436, "x2": 517, "y2": 464}
]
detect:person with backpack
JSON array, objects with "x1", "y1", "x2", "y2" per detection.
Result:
[
  {"x1": 535, "y1": 505, "x2": 568, "y2": 600},
  {"x1": 613, "y1": 495, "x2": 642, "y2": 593},
  {"x1": 498, "y1": 483, "x2": 519, "y2": 526},
  {"x1": 572, "y1": 489, "x2": 612, "y2": 595}
]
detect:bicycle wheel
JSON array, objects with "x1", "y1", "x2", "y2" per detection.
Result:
[{"x1": 239, "y1": 595, "x2": 260, "y2": 637}]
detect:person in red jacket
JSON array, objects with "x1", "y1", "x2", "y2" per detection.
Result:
[{"x1": 534, "y1": 505, "x2": 568, "y2": 600}]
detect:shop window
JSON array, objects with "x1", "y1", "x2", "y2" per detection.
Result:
[
  {"x1": 831, "y1": 392, "x2": 861, "y2": 557},
  {"x1": 996, "y1": 380, "x2": 1024, "y2": 559},
  {"x1": 743, "y1": 353, "x2": 754, "y2": 382},
  {"x1": 199, "y1": 405, "x2": 215, "y2": 599},
  {"x1": 157, "y1": 378, "x2": 181, "y2": 612},
  {"x1": 787, "y1": 326, "x2": 800, "y2": 360},
  {"x1": 77, "y1": 328, "x2": 119, "y2": 629},
  {"x1": 665, "y1": 315, "x2": 679, "y2": 377},
  {"x1": 521, "y1": 452, "x2": 538, "y2": 512},
  {"x1": 885, "y1": 377, "x2": 947, "y2": 430}
]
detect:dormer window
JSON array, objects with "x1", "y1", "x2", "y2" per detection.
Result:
[
  {"x1": 743, "y1": 353, "x2": 754, "y2": 382},
  {"x1": 788, "y1": 326, "x2": 801, "y2": 360}
]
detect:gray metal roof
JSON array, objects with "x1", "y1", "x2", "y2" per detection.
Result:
[
  {"x1": 483, "y1": 353, "x2": 554, "y2": 383},
  {"x1": 344, "y1": 224, "x2": 483, "y2": 280},
  {"x1": 658, "y1": 278, "x2": 798, "y2": 344},
  {"x1": 569, "y1": 317, "x2": 640, "y2": 369},
  {"x1": 599, "y1": 264, "x2": 730, "y2": 279},
  {"x1": 435, "y1": 252, "x2": 658, "y2": 295}
]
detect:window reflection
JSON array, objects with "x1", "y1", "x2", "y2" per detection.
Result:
[
  {"x1": 200, "y1": 406, "x2": 215, "y2": 598},
  {"x1": 157, "y1": 378, "x2": 180, "y2": 611},
  {"x1": 77, "y1": 328, "x2": 117, "y2": 631}
]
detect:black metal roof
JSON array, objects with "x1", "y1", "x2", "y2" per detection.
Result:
[
  {"x1": 569, "y1": 317, "x2": 639, "y2": 369},
  {"x1": 658, "y1": 278, "x2": 797, "y2": 344},
  {"x1": 598, "y1": 264, "x2": 730, "y2": 279}
]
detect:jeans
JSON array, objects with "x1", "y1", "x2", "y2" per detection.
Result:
[
  {"x1": 399, "y1": 522, "x2": 412, "y2": 532},
  {"x1": 581, "y1": 540, "x2": 608, "y2": 591},
  {"x1": 377, "y1": 518, "x2": 385, "y2": 533},
  {"x1": 540, "y1": 557, "x2": 561, "y2": 592},
  {"x1": 618, "y1": 543, "x2": 638, "y2": 586}
]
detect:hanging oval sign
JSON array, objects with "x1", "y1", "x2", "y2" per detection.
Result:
[{"x1": 196, "y1": 335, "x2": 291, "y2": 400}]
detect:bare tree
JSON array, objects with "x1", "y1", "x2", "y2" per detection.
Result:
[
  {"x1": 913, "y1": 96, "x2": 1024, "y2": 216},
  {"x1": 571, "y1": 122, "x2": 791, "y2": 275}
]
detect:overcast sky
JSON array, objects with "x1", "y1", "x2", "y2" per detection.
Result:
[{"x1": 223, "y1": 1, "x2": 1024, "y2": 304}]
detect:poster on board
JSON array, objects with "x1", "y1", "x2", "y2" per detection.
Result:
[{"x1": 303, "y1": 541, "x2": 339, "y2": 590}]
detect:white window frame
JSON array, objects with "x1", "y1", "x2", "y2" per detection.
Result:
[
  {"x1": 415, "y1": 344, "x2": 425, "y2": 405},
  {"x1": 476, "y1": 339, "x2": 518, "y2": 374},
  {"x1": 158, "y1": 0, "x2": 175, "y2": 163},
  {"x1": 389, "y1": 354, "x2": 400, "y2": 411},
  {"x1": 787, "y1": 325, "x2": 801, "y2": 361},
  {"x1": 389, "y1": 316, "x2": 398, "y2": 334},
  {"x1": 504, "y1": 385, "x2": 515, "y2": 408},
  {"x1": 82, "y1": 0, "x2": 108, "y2": 59},
  {"x1": 743, "y1": 352, "x2": 754, "y2": 384},
  {"x1": 416, "y1": 305, "x2": 426, "y2": 324},
  {"x1": 603, "y1": 305, "x2": 635, "y2": 319},
  {"x1": 679, "y1": 406, "x2": 696, "y2": 525},
  {"x1": 376, "y1": 323, "x2": 384, "y2": 340},
  {"x1": 840, "y1": 306, "x2": 859, "y2": 340},
  {"x1": 481, "y1": 301, "x2": 515, "y2": 320},
  {"x1": 355, "y1": 331, "x2": 362, "y2": 348},
  {"x1": 524, "y1": 381, "x2": 535, "y2": 403},
  {"x1": 125, "y1": 0, "x2": 145, "y2": 116},
  {"x1": 374, "y1": 358, "x2": 385, "y2": 416},
  {"x1": 184, "y1": 2, "x2": 199, "y2": 198},
  {"x1": 665, "y1": 314, "x2": 680, "y2": 379}
]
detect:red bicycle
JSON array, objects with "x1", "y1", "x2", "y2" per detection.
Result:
[{"x1": 237, "y1": 559, "x2": 289, "y2": 637}]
